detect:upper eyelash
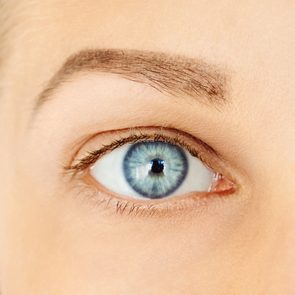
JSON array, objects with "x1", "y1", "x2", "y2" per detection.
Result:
[{"x1": 64, "y1": 130, "x2": 213, "y2": 173}]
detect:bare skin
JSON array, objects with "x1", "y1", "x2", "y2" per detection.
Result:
[{"x1": 0, "y1": 1, "x2": 295, "y2": 294}]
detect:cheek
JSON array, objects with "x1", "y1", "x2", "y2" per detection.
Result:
[
  {"x1": 3, "y1": 182, "x2": 63, "y2": 292},
  {"x1": 3, "y1": 174, "x2": 257, "y2": 294}
]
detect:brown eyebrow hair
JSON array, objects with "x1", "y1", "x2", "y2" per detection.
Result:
[{"x1": 36, "y1": 49, "x2": 228, "y2": 109}]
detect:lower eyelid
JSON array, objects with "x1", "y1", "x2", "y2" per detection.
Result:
[{"x1": 69, "y1": 172, "x2": 237, "y2": 219}]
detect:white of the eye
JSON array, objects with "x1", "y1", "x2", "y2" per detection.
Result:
[{"x1": 90, "y1": 144, "x2": 215, "y2": 199}]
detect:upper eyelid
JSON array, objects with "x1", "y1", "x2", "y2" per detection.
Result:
[{"x1": 64, "y1": 126, "x2": 220, "y2": 174}]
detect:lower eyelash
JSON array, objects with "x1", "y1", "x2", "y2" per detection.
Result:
[{"x1": 70, "y1": 178, "x2": 235, "y2": 219}]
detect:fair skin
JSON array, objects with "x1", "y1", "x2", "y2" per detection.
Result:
[{"x1": 0, "y1": 0, "x2": 295, "y2": 294}]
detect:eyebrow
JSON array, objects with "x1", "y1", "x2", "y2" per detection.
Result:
[{"x1": 35, "y1": 49, "x2": 228, "y2": 110}]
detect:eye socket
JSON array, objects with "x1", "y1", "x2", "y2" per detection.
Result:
[{"x1": 90, "y1": 141, "x2": 215, "y2": 200}]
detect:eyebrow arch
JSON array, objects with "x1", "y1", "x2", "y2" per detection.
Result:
[{"x1": 35, "y1": 49, "x2": 228, "y2": 110}]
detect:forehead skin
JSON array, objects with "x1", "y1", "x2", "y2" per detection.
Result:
[{"x1": 1, "y1": 0, "x2": 295, "y2": 294}]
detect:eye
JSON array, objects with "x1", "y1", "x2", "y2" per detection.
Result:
[
  {"x1": 90, "y1": 141, "x2": 215, "y2": 199},
  {"x1": 90, "y1": 141, "x2": 215, "y2": 200},
  {"x1": 66, "y1": 127, "x2": 236, "y2": 215}
]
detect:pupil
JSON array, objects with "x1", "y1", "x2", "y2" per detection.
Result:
[{"x1": 150, "y1": 158, "x2": 165, "y2": 174}]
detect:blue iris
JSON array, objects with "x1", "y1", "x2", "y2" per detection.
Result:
[{"x1": 123, "y1": 141, "x2": 188, "y2": 199}]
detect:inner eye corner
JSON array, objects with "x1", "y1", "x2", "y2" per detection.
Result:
[{"x1": 210, "y1": 172, "x2": 237, "y2": 193}]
